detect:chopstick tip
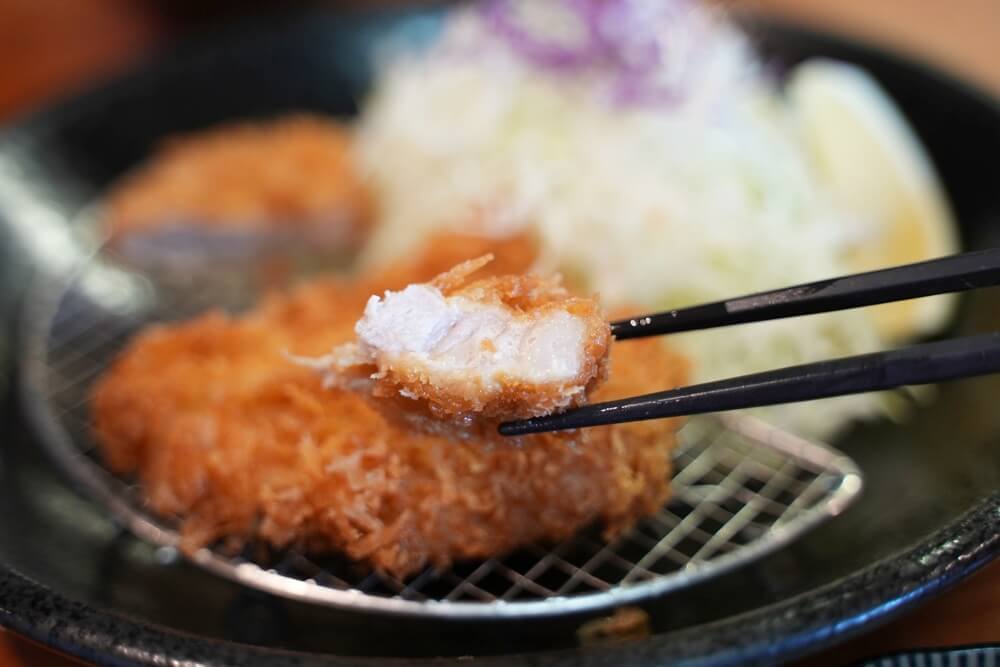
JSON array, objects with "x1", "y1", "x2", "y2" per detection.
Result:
[
  {"x1": 498, "y1": 420, "x2": 534, "y2": 436},
  {"x1": 500, "y1": 415, "x2": 569, "y2": 436}
]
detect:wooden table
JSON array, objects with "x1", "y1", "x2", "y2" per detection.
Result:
[{"x1": 0, "y1": 1, "x2": 998, "y2": 664}]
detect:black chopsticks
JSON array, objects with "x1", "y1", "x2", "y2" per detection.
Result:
[
  {"x1": 610, "y1": 247, "x2": 1000, "y2": 339},
  {"x1": 500, "y1": 332, "x2": 1000, "y2": 435},
  {"x1": 500, "y1": 249, "x2": 1000, "y2": 436}
]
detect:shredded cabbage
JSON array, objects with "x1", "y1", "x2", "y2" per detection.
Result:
[{"x1": 356, "y1": 1, "x2": 897, "y2": 439}]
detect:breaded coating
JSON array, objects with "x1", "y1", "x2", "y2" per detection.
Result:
[
  {"x1": 317, "y1": 255, "x2": 612, "y2": 421},
  {"x1": 90, "y1": 235, "x2": 688, "y2": 578},
  {"x1": 104, "y1": 114, "x2": 373, "y2": 263}
]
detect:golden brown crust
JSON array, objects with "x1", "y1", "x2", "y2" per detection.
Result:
[
  {"x1": 103, "y1": 114, "x2": 373, "y2": 253},
  {"x1": 350, "y1": 258, "x2": 612, "y2": 421},
  {"x1": 90, "y1": 235, "x2": 688, "y2": 578}
]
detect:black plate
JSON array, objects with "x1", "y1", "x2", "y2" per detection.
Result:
[{"x1": 1, "y1": 6, "x2": 999, "y2": 666}]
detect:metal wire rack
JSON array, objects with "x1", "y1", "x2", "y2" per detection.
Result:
[{"x1": 19, "y1": 252, "x2": 863, "y2": 619}]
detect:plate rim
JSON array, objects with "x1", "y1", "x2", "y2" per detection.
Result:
[{"x1": 1, "y1": 496, "x2": 996, "y2": 666}]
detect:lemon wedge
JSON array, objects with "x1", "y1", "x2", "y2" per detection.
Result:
[{"x1": 787, "y1": 59, "x2": 959, "y2": 341}]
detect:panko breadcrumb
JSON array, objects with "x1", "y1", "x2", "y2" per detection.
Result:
[
  {"x1": 90, "y1": 234, "x2": 688, "y2": 578},
  {"x1": 104, "y1": 114, "x2": 373, "y2": 263},
  {"x1": 317, "y1": 254, "x2": 612, "y2": 421}
]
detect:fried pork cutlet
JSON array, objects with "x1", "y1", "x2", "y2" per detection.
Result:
[
  {"x1": 90, "y1": 234, "x2": 689, "y2": 578},
  {"x1": 315, "y1": 255, "x2": 611, "y2": 421},
  {"x1": 103, "y1": 114, "x2": 373, "y2": 265}
]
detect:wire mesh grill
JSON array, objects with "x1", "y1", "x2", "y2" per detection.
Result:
[{"x1": 19, "y1": 253, "x2": 863, "y2": 618}]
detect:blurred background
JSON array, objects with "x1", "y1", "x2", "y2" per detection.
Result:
[
  {"x1": 0, "y1": 1, "x2": 997, "y2": 665},
  {"x1": 1, "y1": 0, "x2": 999, "y2": 123}
]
